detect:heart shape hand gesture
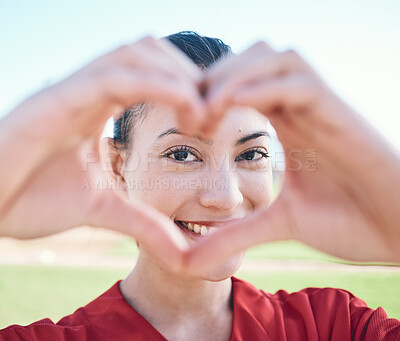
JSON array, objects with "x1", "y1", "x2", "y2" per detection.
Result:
[{"x1": 1, "y1": 36, "x2": 399, "y2": 275}]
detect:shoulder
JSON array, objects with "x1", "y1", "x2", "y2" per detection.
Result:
[
  {"x1": 232, "y1": 276, "x2": 360, "y2": 317},
  {"x1": 231, "y1": 277, "x2": 400, "y2": 340},
  {"x1": 0, "y1": 281, "x2": 123, "y2": 341},
  {"x1": 0, "y1": 316, "x2": 88, "y2": 341},
  {"x1": 232, "y1": 276, "x2": 368, "y2": 312}
]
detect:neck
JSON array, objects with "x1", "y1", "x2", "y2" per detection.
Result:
[{"x1": 120, "y1": 250, "x2": 233, "y2": 325}]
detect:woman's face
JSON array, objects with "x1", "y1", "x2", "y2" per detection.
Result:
[{"x1": 122, "y1": 105, "x2": 273, "y2": 281}]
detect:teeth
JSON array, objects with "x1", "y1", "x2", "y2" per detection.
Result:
[
  {"x1": 193, "y1": 224, "x2": 201, "y2": 233},
  {"x1": 184, "y1": 222, "x2": 209, "y2": 235}
]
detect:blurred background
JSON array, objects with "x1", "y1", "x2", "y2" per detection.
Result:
[{"x1": 0, "y1": 0, "x2": 399, "y2": 328}]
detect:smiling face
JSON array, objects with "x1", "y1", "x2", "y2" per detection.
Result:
[{"x1": 120, "y1": 104, "x2": 273, "y2": 281}]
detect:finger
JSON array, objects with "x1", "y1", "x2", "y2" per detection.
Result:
[
  {"x1": 204, "y1": 41, "x2": 276, "y2": 86},
  {"x1": 200, "y1": 42, "x2": 277, "y2": 136},
  {"x1": 89, "y1": 191, "x2": 189, "y2": 272},
  {"x1": 207, "y1": 50, "x2": 312, "y2": 118},
  {"x1": 204, "y1": 42, "x2": 277, "y2": 111},
  {"x1": 197, "y1": 100, "x2": 227, "y2": 138},
  {"x1": 156, "y1": 37, "x2": 204, "y2": 82},
  {"x1": 231, "y1": 73, "x2": 327, "y2": 152},
  {"x1": 232, "y1": 73, "x2": 320, "y2": 118},
  {"x1": 139, "y1": 39, "x2": 201, "y2": 83},
  {"x1": 171, "y1": 77, "x2": 208, "y2": 135},
  {"x1": 129, "y1": 46, "x2": 194, "y2": 83},
  {"x1": 183, "y1": 199, "x2": 291, "y2": 276},
  {"x1": 112, "y1": 37, "x2": 202, "y2": 85},
  {"x1": 137, "y1": 39, "x2": 208, "y2": 132},
  {"x1": 102, "y1": 66, "x2": 206, "y2": 133}
]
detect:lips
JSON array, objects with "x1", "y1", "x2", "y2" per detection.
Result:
[
  {"x1": 174, "y1": 218, "x2": 244, "y2": 238},
  {"x1": 175, "y1": 220, "x2": 210, "y2": 236}
]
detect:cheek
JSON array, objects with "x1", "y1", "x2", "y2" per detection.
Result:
[
  {"x1": 124, "y1": 164, "x2": 197, "y2": 217},
  {"x1": 240, "y1": 170, "x2": 273, "y2": 208}
]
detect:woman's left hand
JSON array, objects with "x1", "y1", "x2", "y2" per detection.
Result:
[{"x1": 184, "y1": 42, "x2": 400, "y2": 273}]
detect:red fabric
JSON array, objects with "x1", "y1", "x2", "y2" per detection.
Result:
[{"x1": 1, "y1": 277, "x2": 399, "y2": 340}]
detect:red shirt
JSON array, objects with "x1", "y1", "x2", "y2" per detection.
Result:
[{"x1": 1, "y1": 277, "x2": 399, "y2": 340}]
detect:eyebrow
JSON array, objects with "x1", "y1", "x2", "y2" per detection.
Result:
[
  {"x1": 235, "y1": 131, "x2": 270, "y2": 146},
  {"x1": 156, "y1": 127, "x2": 270, "y2": 146},
  {"x1": 157, "y1": 128, "x2": 213, "y2": 145}
]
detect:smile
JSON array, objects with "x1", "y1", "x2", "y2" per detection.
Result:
[
  {"x1": 174, "y1": 218, "x2": 244, "y2": 238},
  {"x1": 175, "y1": 220, "x2": 210, "y2": 236}
]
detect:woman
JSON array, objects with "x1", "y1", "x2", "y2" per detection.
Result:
[{"x1": 0, "y1": 31, "x2": 399, "y2": 340}]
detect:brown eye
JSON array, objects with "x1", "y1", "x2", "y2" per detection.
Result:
[
  {"x1": 169, "y1": 150, "x2": 198, "y2": 162},
  {"x1": 235, "y1": 148, "x2": 269, "y2": 162},
  {"x1": 162, "y1": 146, "x2": 202, "y2": 163}
]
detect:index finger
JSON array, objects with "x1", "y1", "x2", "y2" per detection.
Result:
[
  {"x1": 203, "y1": 41, "x2": 277, "y2": 89},
  {"x1": 157, "y1": 37, "x2": 204, "y2": 82}
]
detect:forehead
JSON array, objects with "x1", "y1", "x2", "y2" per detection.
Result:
[{"x1": 138, "y1": 105, "x2": 269, "y2": 141}]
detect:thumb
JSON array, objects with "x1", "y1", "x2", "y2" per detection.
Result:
[
  {"x1": 88, "y1": 191, "x2": 189, "y2": 272},
  {"x1": 183, "y1": 199, "x2": 291, "y2": 275}
]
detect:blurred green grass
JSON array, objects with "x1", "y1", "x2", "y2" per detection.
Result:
[
  {"x1": 1, "y1": 240, "x2": 399, "y2": 329},
  {"x1": 0, "y1": 265, "x2": 129, "y2": 329}
]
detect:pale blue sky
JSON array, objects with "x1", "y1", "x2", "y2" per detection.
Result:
[{"x1": 1, "y1": 0, "x2": 399, "y2": 148}]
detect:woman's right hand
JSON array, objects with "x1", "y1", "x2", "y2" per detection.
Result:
[{"x1": 0, "y1": 36, "x2": 204, "y2": 267}]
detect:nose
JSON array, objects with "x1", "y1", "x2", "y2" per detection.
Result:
[{"x1": 198, "y1": 169, "x2": 243, "y2": 212}]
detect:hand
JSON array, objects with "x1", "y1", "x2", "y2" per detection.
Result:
[
  {"x1": 184, "y1": 42, "x2": 400, "y2": 274},
  {"x1": 0, "y1": 36, "x2": 206, "y2": 268}
]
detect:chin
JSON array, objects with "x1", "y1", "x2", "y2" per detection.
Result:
[{"x1": 199, "y1": 252, "x2": 246, "y2": 282}]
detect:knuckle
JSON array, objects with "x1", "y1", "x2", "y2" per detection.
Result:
[
  {"x1": 279, "y1": 49, "x2": 303, "y2": 71},
  {"x1": 113, "y1": 44, "x2": 131, "y2": 57},
  {"x1": 95, "y1": 66, "x2": 125, "y2": 102},
  {"x1": 281, "y1": 49, "x2": 304, "y2": 65},
  {"x1": 252, "y1": 41, "x2": 271, "y2": 53},
  {"x1": 282, "y1": 49, "x2": 299, "y2": 60},
  {"x1": 139, "y1": 35, "x2": 157, "y2": 46},
  {"x1": 284, "y1": 48, "x2": 299, "y2": 56},
  {"x1": 255, "y1": 40, "x2": 269, "y2": 49},
  {"x1": 107, "y1": 44, "x2": 136, "y2": 65},
  {"x1": 95, "y1": 65, "x2": 115, "y2": 86}
]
